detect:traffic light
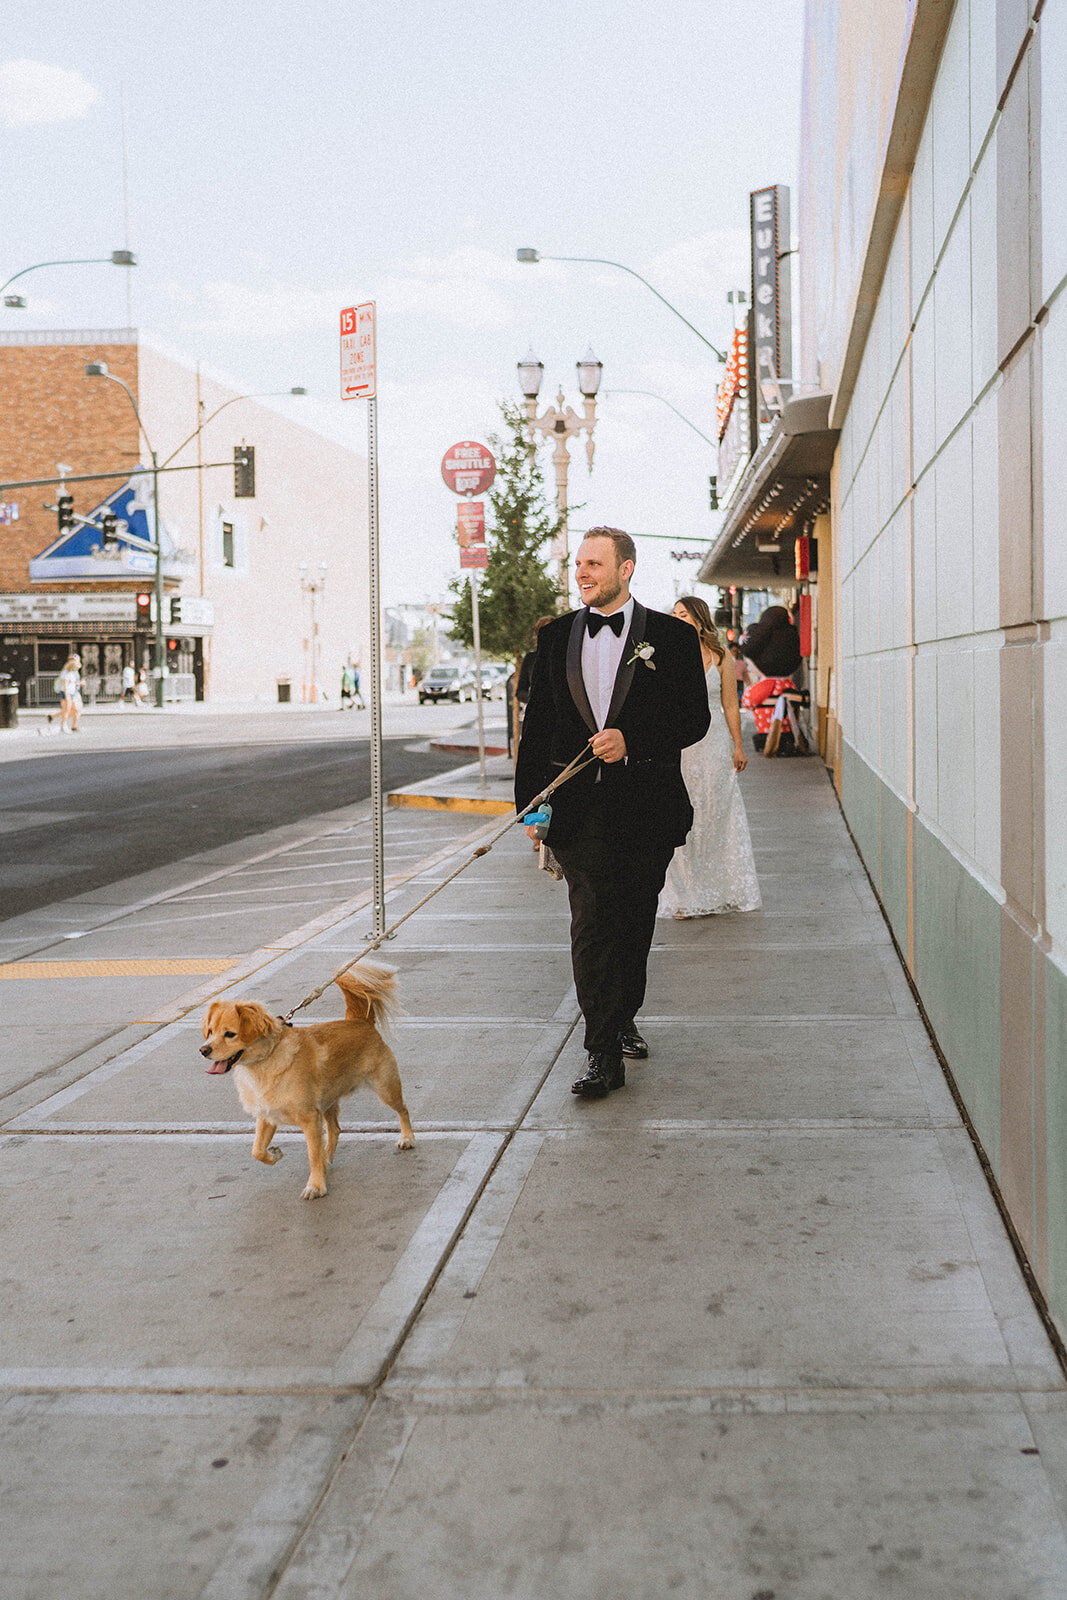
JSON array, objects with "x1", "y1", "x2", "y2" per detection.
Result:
[
  {"x1": 100, "y1": 511, "x2": 118, "y2": 549},
  {"x1": 57, "y1": 494, "x2": 74, "y2": 531},
  {"x1": 234, "y1": 444, "x2": 255, "y2": 498},
  {"x1": 169, "y1": 596, "x2": 183, "y2": 625},
  {"x1": 708, "y1": 475, "x2": 719, "y2": 511},
  {"x1": 135, "y1": 591, "x2": 152, "y2": 626}
]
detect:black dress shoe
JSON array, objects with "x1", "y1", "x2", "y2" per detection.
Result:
[
  {"x1": 571, "y1": 1053, "x2": 625, "y2": 1097},
  {"x1": 617, "y1": 1021, "x2": 648, "y2": 1059}
]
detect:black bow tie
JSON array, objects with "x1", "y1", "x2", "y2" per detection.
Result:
[{"x1": 586, "y1": 610, "x2": 625, "y2": 638}]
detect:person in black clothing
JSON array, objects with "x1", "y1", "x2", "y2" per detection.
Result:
[
  {"x1": 509, "y1": 615, "x2": 555, "y2": 758},
  {"x1": 740, "y1": 604, "x2": 801, "y2": 678},
  {"x1": 515, "y1": 529, "x2": 710, "y2": 1098}
]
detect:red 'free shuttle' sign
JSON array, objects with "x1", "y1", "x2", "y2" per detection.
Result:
[{"x1": 441, "y1": 441, "x2": 496, "y2": 495}]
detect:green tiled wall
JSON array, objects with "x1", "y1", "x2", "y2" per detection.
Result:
[{"x1": 842, "y1": 741, "x2": 1002, "y2": 1160}]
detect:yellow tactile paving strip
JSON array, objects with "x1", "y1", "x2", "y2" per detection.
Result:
[{"x1": 0, "y1": 959, "x2": 237, "y2": 980}]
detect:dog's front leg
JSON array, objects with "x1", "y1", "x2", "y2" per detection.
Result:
[
  {"x1": 298, "y1": 1113, "x2": 328, "y2": 1199},
  {"x1": 252, "y1": 1118, "x2": 283, "y2": 1166}
]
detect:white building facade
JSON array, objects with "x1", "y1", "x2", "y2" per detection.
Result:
[{"x1": 0, "y1": 329, "x2": 368, "y2": 706}]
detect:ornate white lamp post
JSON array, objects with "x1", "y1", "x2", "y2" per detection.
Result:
[{"x1": 517, "y1": 345, "x2": 602, "y2": 603}]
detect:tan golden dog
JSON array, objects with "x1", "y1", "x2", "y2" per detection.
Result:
[{"x1": 200, "y1": 964, "x2": 413, "y2": 1200}]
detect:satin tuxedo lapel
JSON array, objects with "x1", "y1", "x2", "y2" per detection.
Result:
[
  {"x1": 566, "y1": 609, "x2": 597, "y2": 734},
  {"x1": 604, "y1": 600, "x2": 647, "y2": 729}
]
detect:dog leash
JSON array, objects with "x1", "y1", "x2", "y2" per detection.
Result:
[{"x1": 278, "y1": 745, "x2": 599, "y2": 1025}]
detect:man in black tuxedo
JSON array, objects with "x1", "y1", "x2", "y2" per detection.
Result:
[{"x1": 515, "y1": 528, "x2": 710, "y2": 1097}]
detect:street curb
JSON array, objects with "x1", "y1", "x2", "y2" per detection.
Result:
[
  {"x1": 429, "y1": 739, "x2": 508, "y2": 757},
  {"x1": 387, "y1": 754, "x2": 516, "y2": 817},
  {"x1": 387, "y1": 791, "x2": 512, "y2": 815}
]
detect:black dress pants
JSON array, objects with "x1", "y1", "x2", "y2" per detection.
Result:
[{"x1": 552, "y1": 805, "x2": 675, "y2": 1057}]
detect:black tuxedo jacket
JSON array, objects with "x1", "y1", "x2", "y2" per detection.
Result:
[{"x1": 514, "y1": 601, "x2": 711, "y2": 851}]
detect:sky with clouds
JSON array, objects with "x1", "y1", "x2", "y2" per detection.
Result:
[{"x1": 4, "y1": 0, "x2": 803, "y2": 609}]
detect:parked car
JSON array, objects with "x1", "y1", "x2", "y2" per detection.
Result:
[{"x1": 418, "y1": 665, "x2": 475, "y2": 704}]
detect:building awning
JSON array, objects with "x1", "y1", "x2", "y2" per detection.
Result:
[
  {"x1": 698, "y1": 393, "x2": 838, "y2": 587},
  {"x1": 29, "y1": 474, "x2": 186, "y2": 583}
]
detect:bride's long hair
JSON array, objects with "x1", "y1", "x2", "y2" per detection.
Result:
[{"x1": 674, "y1": 595, "x2": 725, "y2": 664}]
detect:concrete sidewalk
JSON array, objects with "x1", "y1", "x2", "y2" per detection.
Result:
[{"x1": 2, "y1": 753, "x2": 1066, "y2": 1598}]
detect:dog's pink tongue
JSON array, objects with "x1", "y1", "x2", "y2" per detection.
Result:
[{"x1": 205, "y1": 1060, "x2": 229, "y2": 1075}]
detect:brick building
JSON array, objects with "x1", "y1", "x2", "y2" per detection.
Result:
[{"x1": 0, "y1": 329, "x2": 368, "y2": 705}]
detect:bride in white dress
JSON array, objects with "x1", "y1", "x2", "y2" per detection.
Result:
[{"x1": 659, "y1": 595, "x2": 761, "y2": 918}]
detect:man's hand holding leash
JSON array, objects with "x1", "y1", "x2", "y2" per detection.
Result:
[{"x1": 589, "y1": 728, "x2": 627, "y2": 764}]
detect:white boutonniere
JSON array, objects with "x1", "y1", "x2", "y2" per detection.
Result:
[{"x1": 627, "y1": 640, "x2": 656, "y2": 670}]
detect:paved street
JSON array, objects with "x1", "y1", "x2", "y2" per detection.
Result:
[
  {"x1": 0, "y1": 736, "x2": 472, "y2": 920},
  {"x1": 0, "y1": 696, "x2": 491, "y2": 920},
  {"x1": 1, "y1": 736, "x2": 1065, "y2": 1598}
]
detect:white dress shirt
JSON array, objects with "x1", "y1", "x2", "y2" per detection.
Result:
[{"x1": 581, "y1": 596, "x2": 634, "y2": 729}]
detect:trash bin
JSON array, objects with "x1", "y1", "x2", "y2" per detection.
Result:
[
  {"x1": 0, "y1": 675, "x2": 18, "y2": 731},
  {"x1": 277, "y1": 680, "x2": 291, "y2": 704}
]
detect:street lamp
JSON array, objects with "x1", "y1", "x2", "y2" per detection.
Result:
[
  {"x1": 516, "y1": 248, "x2": 726, "y2": 362},
  {"x1": 84, "y1": 360, "x2": 167, "y2": 707},
  {"x1": 518, "y1": 345, "x2": 602, "y2": 603},
  {"x1": 299, "y1": 562, "x2": 327, "y2": 703},
  {"x1": 2, "y1": 250, "x2": 136, "y2": 309},
  {"x1": 163, "y1": 386, "x2": 308, "y2": 468}
]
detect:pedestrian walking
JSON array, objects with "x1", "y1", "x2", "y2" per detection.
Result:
[
  {"x1": 340, "y1": 662, "x2": 355, "y2": 709},
  {"x1": 50, "y1": 654, "x2": 83, "y2": 732},
  {"x1": 729, "y1": 641, "x2": 749, "y2": 704},
  {"x1": 515, "y1": 528, "x2": 710, "y2": 1098},
  {"x1": 121, "y1": 662, "x2": 136, "y2": 703}
]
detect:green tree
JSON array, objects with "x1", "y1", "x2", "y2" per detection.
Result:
[{"x1": 449, "y1": 401, "x2": 562, "y2": 749}]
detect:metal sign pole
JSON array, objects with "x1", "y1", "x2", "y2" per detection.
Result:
[
  {"x1": 469, "y1": 563, "x2": 486, "y2": 788},
  {"x1": 366, "y1": 393, "x2": 387, "y2": 940},
  {"x1": 339, "y1": 301, "x2": 387, "y2": 942}
]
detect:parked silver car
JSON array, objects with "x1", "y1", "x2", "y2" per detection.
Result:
[{"x1": 418, "y1": 665, "x2": 476, "y2": 704}]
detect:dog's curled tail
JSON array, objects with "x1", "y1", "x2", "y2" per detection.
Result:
[{"x1": 334, "y1": 963, "x2": 398, "y2": 1027}]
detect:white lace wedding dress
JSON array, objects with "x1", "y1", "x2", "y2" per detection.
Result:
[{"x1": 658, "y1": 665, "x2": 761, "y2": 917}]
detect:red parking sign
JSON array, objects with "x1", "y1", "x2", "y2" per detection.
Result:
[
  {"x1": 457, "y1": 501, "x2": 485, "y2": 546},
  {"x1": 341, "y1": 302, "x2": 376, "y2": 399}
]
